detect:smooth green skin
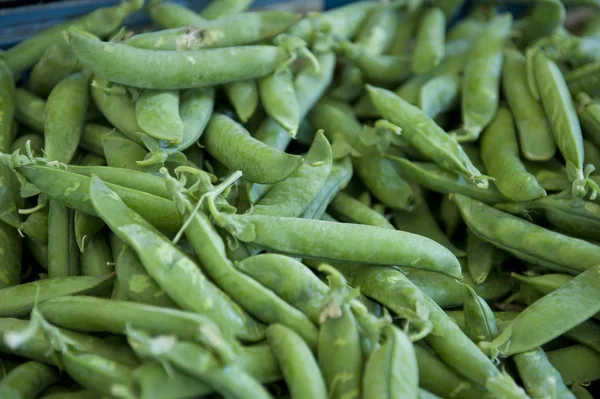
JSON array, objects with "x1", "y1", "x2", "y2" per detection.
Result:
[
  {"x1": 19, "y1": 210, "x2": 49, "y2": 244},
  {"x1": 90, "y1": 77, "x2": 144, "y2": 145},
  {"x1": 513, "y1": 0, "x2": 565, "y2": 48},
  {"x1": 405, "y1": 269, "x2": 511, "y2": 309},
  {"x1": 78, "y1": 123, "x2": 112, "y2": 156},
  {"x1": 102, "y1": 131, "x2": 148, "y2": 172},
  {"x1": 127, "y1": 11, "x2": 300, "y2": 50},
  {"x1": 328, "y1": 192, "x2": 394, "y2": 229},
  {"x1": 62, "y1": 350, "x2": 133, "y2": 396},
  {"x1": 584, "y1": 140, "x2": 600, "y2": 175},
  {"x1": 115, "y1": 246, "x2": 176, "y2": 308},
  {"x1": 418, "y1": 74, "x2": 460, "y2": 119},
  {"x1": 0, "y1": 318, "x2": 139, "y2": 367},
  {"x1": 412, "y1": 8, "x2": 446, "y2": 74},
  {"x1": 259, "y1": 68, "x2": 299, "y2": 136},
  {"x1": 0, "y1": 361, "x2": 59, "y2": 399},
  {"x1": 514, "y1": 348, "x2": 575, "y2": 399},
  {"x1": 147, "y1": 1, "x2": 206, "y2": 28},
  {"x1": 453, "y1": 194, "x2": 600, "y2": 274},
  {"x1": 267, "y1": 324, "x2": 327, "y2": 399},
  {"x1": 523, "y1": 158, "x2": 571, "y2": 192},
  {"x1": 367, "y1": 86, "x2": 485, "y2": 187},
  {"x1": 74, "y1": 211, "x2": 104, "y2": 252},
  {"x1": 340, "y1": 42, "x2": 412, "y2": 84},
  {"x1": 252, "y1": 131, "x2": 332, "y2": 218},
  {"x1": 88, "y1": 176, "x2": 262, "y2": 342},
  {"x1": 78, "y1": 153, "x2": 105, "y2": 166},
  {"x1": 414, "y1": 346, "x2": 486, "y2": 399},
  {"x1": 0, "y1": 61, "x2": 15, "y2": 154},
  {"x1": 330, "y1": 63, "x2": 363, "y2": 102},
  {"x1": 236, "y1": 254, "x2": 328, "y2": 325},
  {"x1": 221, "y1": 213, "x2": 461, "y2": 278},
  {"x1": 48, "y1": 201, "x2": 80, "y2": 278},
  {"x1": 26, "y1": 237, "x2": 48, "y2": 270},
  {"x1": 502, "y1": 49, "x2": 556, "y2": 161},
  {"x1": 481, "y1": 107, "x2": 547, "y2": 202},
  {"x1": 388, "y1": 11, "x2": 418, "y2": 56},
  {"x1": 225, "y1": 80, "x2": 258, "y2": 123},
  {"x1": 578, "y1": 93, "x2": 600, "y2": 149},
  {"x1": 466, "y1": 232, "x2": 495, "y2": 284},
  {"x1": 355, "y1": 6, "x2": 398, "y2": 55},
  {"x1": 318, "y1": 306, "x2": 363, "y2": 399},
  {"x1": 202, "y1": 113, "x2": 302, "y2": 184},
  {"x1": 2, "y1": 0, "x2": 142, "y2": 76},
  {"x1": 255, "y1": 52, "x2": 336, "y2": 151},
  {"x1": 67, "y1": 31, "x2": 288, "y2": 90},
  {"x1": 363, "y1": 326, "x2": 418, "y2": 399},
  {"x1": 10, "y1": 133, "x2": 44, "y2": 157},
  {"x1": 487, "y1": 265, "x2": 600, "y2": 356},
  {"x1": 135, "y1": 90, "x2": 183, "y2": 143},
  {"x1": 571, "y1": 384, "x2": 593, "y2": 399},
  {"x1": 511, "y1": 273, "x2": 574, "y2": 296},
  {"x1": 547, "y1": 345, "x2": 600, "y2": 385},
  {"x1": 29, "y1": 38, "x2": 80, "y2": 98},
  {"x1": 566, "y1": 61, "x2": 600, "y2": 98},
  {"x1": 394, "y1": 201, "x2": 466, "y2": 258},
  {"x1": 44, "y1": 71, "x2": 91, "y2": 163},
  {"x1": 536, "y1": 52, "x2": 586, "y2": 183},
  {"x1": 14, "y1": 89, "x2": 45, "y2": 133},
  {"x1": 301, "y1": 156, "x2": 353, "y2": 220},
  {"x1": 463, "y1": 285, "x2": 498, "y2": 349},
  {"x1": 39, "y1": 391, "x2": 99, "y2": 399},
  {"x1": 459, "y1": 14, "x2": 512, "y2": 141},
  {"x1": 133, "y1": 362, "x2": 213, "y2": 399},
  {"x1": 80, "y1": 233, "x2": 113, "y2": 277},
  {"x1": 0, "y1": 166, "x2": 20, "y2": 230},
  {"x1": 200, "y1": 0, "x2": 251, "y2": 19}
]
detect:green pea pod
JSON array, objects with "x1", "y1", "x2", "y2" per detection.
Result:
[
  {"x1": 339, "y1": 42, "x2": 412, "y2": 84},
  {"x1": 19, "y1": 210, "x2": 48, "y2": 244},
  {"x1": 363, "y1": 325, "x2": 418, "y2": 399},
  {"x1": 571, "y1": 384, "x2": 593, "y2": 399},
  {"x1": 547, "y1": 345, "x2": 600, "y2": 385},
  {"x1": 267, "y1": 324, "x2": 327, "y2": 399},
  {"x1": 224, "y1": 80, "x2": 258, "y2": 123},
  {"x1": 412, "y1": 8, "x2": 446, "y2": 74},
  {"x1": 458, "y1": 14, "x2": 512, "y2": 142},
  {"x1": 29, "y1": 38, "x2": 81, "y2": 98},
  {"x1": 102, "y1": 131, "x2": 148, "y2": 171},
  {"x1": 146, "y1": 1, "x2": 205, "y2": 28},
  {"x1": 0, "y1": 275, "x2": 113, "y2": 317},
  {"x1": 259, "y1": 68, "x2": 299, "y2": 137},
  {"x1": 0, "y1": 60, "x2": 15, "y2": 154},
  {"x1": 48, "y1": 202, "x2": 80, "y2": 277},
  {"x1": 11, "y1": 133, "x2": 44, "y2": 157},
  {"x1": 77, "y1": 123, "x2": 107, "y2": 156},
  {"x1": 202, "y1": 113, "x2": 302, "y2": 184},
  {"x1": 0, "y1": 166, "x2": 21, "y2": 229},
  {"x1": 133, "y1": 362, "x2": 212, "y2": 399},
  {"x1": 135, "y1": 90, "x2": 184, "y2": 144},
  {"x1": 26, "y1": 238, "x2": 48, "y2": 270},
  {"x1": 466, "y1": 232, "x2": 496, "y2": 284},
  {"x1": 418, "y1": 74, "x2": 460, "y2": 119},
  {"x1": 330, "y1": 63, "x2": 364, "y2": 102},
  {"x1": 200, "y1": 0, "x2": 251, "y2": 20},
  {"x1": 14, "y1": 89, "x2": 45, "y2": 134},
  {"x1": 388, "y1": 10, "x2": 418, "y2": 56},
  {"x1": 0, "y1": 361, "x2": 59, "y2": 398},
  {"x1": 74, "y1": 212, "x2": 104, "y2": 252},
  {"x1": 88, "y1": 175, "x2": 262, "y2": 342},
  {"x1": 80, "y1": 233, "x2": 113, "y2": 277},
  {"x1": 513, "y1": 0, "x2": 565, "y2": 48},
  {"x1": 566, "y1": 61, "x2": 600, "y2": 99},
  {"x1": 453, "y1": 193, "x2": 600, "y2": 274},
  {"x1": 356, "y1": 6, "x2": 399, "y2": 55},
  {"x1": 577, "y1": 93, "x2": 600, "y2": 149},
  {"x1": 514, "y1": 348, "x2": 576, "y2": 399},
  {"x1": 328, "y1": 192, "x2": 394, "y2": 229},
  {"x1": 78, "y1": 153, "x2": 105, "y2": 167},
  {"x1": 584, "y1": 140, "x2": 600, "y2": 175},
  {"x1": 502, "y1": 49, "x2": 556, "y2": 161},
  {"x1": 302, "y1": 156, "x2": 353, "y2": 220},
  {"x1": 463, "y1": 285, "x2": 499, "y2": 359}
]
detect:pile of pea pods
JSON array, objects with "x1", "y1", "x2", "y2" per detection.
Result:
[{"x1": 2, "y1": 0, "x2": 600, "y2": 397}]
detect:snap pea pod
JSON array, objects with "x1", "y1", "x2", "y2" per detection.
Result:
[
  {"x1": 88, "y1": 176, "x2": 263, "y2": 342},
  {"x1": 0, "y1": 361, "x2": 59, "y2": 398},
  {"x1": 48, "y1": 202, "x2": 80, "y2": 278},
  {"x1": 367, "y1": 85, "x2": 488, "y2": 188},
  {"x1": 466, "y1": 232, "x2": 496, "y2": 284},
  {"x1": 19, "y1": 210, "x2": 48, "y2": 244},
  {"x1": 29, "y1": 37, "x2": 81, "y2": 98},
  {"x1": 146, "y1": 0, "x2": 205, "y2": 28},
  {"x1": 0, "y1": 163, "x2": 20, "y2": 230},
  {"x1": 39, "y1": 391, "x2": 98, "y2": 399},
  {"x1": 463, "y1": 285, "x2": 499, "y2": 359},
  {"x1": 200, "y1": 0, "x2": 251, "y2": 20},
  {"x1": 547, "y1": 345, "x2": 600, "y2": 385},
  {"x1": 338, "y1": 42, "x2": 412, "y2": 84},
  {"x1": 225, "y1": 80, "x2": 258, "y2": 123},
  {"x1": 502, "y1": 49, "x2": 556, "y2": 161},
  {"x1": 571, "y1": 384, "x2": 593, "y2": 399},
  {"x1": 0, "y1": 61, "x2": 15, "y2": 156},
  {"x1": 566, "y1": 61, "x2": 600, "y2": 98},
  {"x1": 202, "y1": 113, "x2": 302, "y2": 184},
  {"x1": 135, "y1": 90, "x2": 183, "y2": 144},
  {"x1": 26, "y1": 238, "x2": 48, "y2": 270},
  {"x1": 418, "y1": 74, "x2": 460, "y2": 119},
  {"x1": 75, "y1": 211, "x2": 108, "y2": 252},
  {"x1": 388, "y1": 10, "x2": 418, "y2": 56},
  {"x1": 80, "y1": 233, "x2": 113, "y2": 277},
  {"x1": 355, "y1": 6, "x2": 398, "y2": 55},
  {"x1": 458, "y1": 14, "x2": 512, "y2": 142},
  {"x1": 584, "y1": 140, "x2": 600, "y2": 174},
  {"x1": 14, "y1": 89, "x2": 45, "y2": 133},
  {"x1": 327, "y1": 192, "x2": 394, "y2": 229},
  {"x1": 330, "y1": 63, "x2": 363, "y2": 102},
  {"x1": 10, "y1": 133, "x2": 44, "y2": 157},
  {"x1": 412, "y1": 8, "x2": 445, "y2": 74},
  {"x1": 453, "y1": 193, "x2": 600, "y2": 275},
  {"x1": 514, "y1": 348, "x2": 576, "y2": 399},
  {"x1": 259, "y1": 68, "x2": 300, "y2": 137},
  {"x1": 578, "y1": 93, "x2": 600, "y2": 148},
  {"x1": 102, "y1": 131, "x2": 148, "y2": 172},
  {"x1": 513, "y1": 0, "x2": 565, "y2": 48}
]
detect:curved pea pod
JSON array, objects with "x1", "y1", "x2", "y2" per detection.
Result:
[
  {"x1": 259, "y1": 68, "x2": 299, "y2": 137},
  {"x1": 200, "y1": 0, "x2": 251, "y2": 19},
  {"x1": 566, "y1": 61, "x2": 600, "y2": 99},
  {"x1": 29, "y1": 38, "x2": 81, "y2": 98},
  {"x1": 463, "y1": 285, "x2": 499, "y2": 359},
  {"x1": 412, "y1": 8, "x2": 445, "y2": 74},
  {"x1": 14, "y1": 89, "x2": 45, "y2": 133},
  {"x1": 135, "y1": 90, "x2": 183, "y2": 144},
  {"x1": 328, "y1": 192, "x2": 394, "y2": 229},
  {"x1": 514, "y1": 348, "x2": 575, "y2": 399},
  {"x1": 0, "y1": 361, "x2": 59, "y2": 398},
  {"x1": 224, "y1": 80, "x2": 257, "y2": 124},
  {"x1": 414, "y1": 346, "x2": 487, "y2": 399},
  {"x1": 146, "y1": 0, "x2": 205, "y2": 28},
  {"x1": 11, "y1": 133, "x2": 44, "y2": 157},
  {"x1": 19, "y1": 210, "x2": 48, "y2": 244},
  {"x1": 80, "y1": 233, "x2": 113, "y2": 277},
  {"x1": 394, "y1": 201, "x2": 465, "y2": 257},
  {"x1": 513, "y1": 0, "x2": 565, "y2": 48},
  {"x1": 577, "y1": 93, "x2": 600, "y2": 148},
  {"x1": 132, "y1": 362, "x2": 212, "y2": 399},
  {"x1": 502, "y1": 49, "x2": 556, "y2": 161},
  {"x1": 354, "y1": 6, "x2": 398, "y2": 55},
  {"x1": 47, "y1": 202, "x2": 80, "y2": 278},
  {"x1": 267, "y1": 324, "x2": 327, "y2": 399},
  {"x1": 74, "y1": 212, "x2": 104, "y2": 253},
  {"x1": 77, "y1": 124, "x2": 107, "y2": 156},
  {"x1": 302, "y1": 156, "x2": 353, "y2": 220},
  {"x1": 67, "y1": 31, "x2": 291, "y2": 90},
  {"x1": 101, "y1": 131, "x2": 148, "y2": 171},
  {"x1": 0, "y1": 60, "x2": 15, "y2": 154},
  {"x1": 330, "y1": 63, "x2": 364, "y2": 102},
  {"x1": 26, "y1": 238, "x2": 48, "y2": 270},
  {"x1": 466, "y1": 232, "x2": 496, "y2": 284},
  {"x1": 584, "y1": 140, "x2": 600, "y2": 175},
  {"x1": 2, "y1": 0, "x2": 143, "y2": 76},
  {"x1": 418, "y1": 74, "x2": 460, "y2": 119},
  {"x1": 0, "y1": 275, "x2": 113, "y2": 317},
  {"x1": 547, "y1": 345, "x2": 600, "y2": 385},
  {"x1": 388, "y1": 10, "x2": 418, "y2": 56},
  {"x1": 571, "y1": 384, "x2": 594, "y2": 399},
  {"x1": 316, "y1": 2, "x2": 377, "y2": 41},
  {"x1": 453, "y1": 193, "x2": 600, "y2": 275},
  {"x1": 481, "y1": 107, "x2": 546, "y2": 201},
  {"x1": 339, "y1": 42, "x2": 412, "y2": 84},
  {"x1": 363, "y1": 325, "x2": 418, "y2": 399},
  {"x1": 0, "y1": 166, "x2": 21, "y2": 230},
  {"x1": 458, "y1": 14, "x2": 512, "y2": 142},
  {"x1": 367, "y1": 86, "x2": 488, "y2": 188},
  {"x1": 202, "y1": 113, "x2": 302, "y2": 184},
  {"x1": 253, "y1": 131, "x2": 332, "y2": 218}
]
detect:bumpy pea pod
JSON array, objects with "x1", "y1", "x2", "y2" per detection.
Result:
[
  {"x1": 338, "y1": 42, "x2": 412, "y2": 84},
  {"x1": 536, "y1": 52, "x2": 597, "y2": 199},
  {"x1": 481, "y1": 107, "x2": 546, "y2": 201},
  {"x1": 502, "y1": 49, "x2": 556, "y2": 161},
  {"x1": 453, "y1": 193, "x2": 600, "y2": 275},
  {"x1": 577, "y1": 93, "x2": 600, "y2": 149},
  {"x1": 362, "y1": 325, "x2": 419, "y2": 399},
  {"x1": 80, "y1": 233, "x2": 113, "y2": 277},
  {"x1": 367, "y1": 86, "x2": 488, "y2": 188},
  {"x1": 267, "y1": 324, "x2": 326, "y2": 399},
  {"x1": 466, "y1": 232, "x2": 496, "y2": 284},
  {"x1": 202, "y1": 113, "x2": 302, "y2": 184},
  {"x1": 29, "y1": 37, "x2": 81, "y2": 98},
  {"x1": 224, "y1": 80, "x2": 258, "y2": 123},
  {"x1": 512, "y1": 0, "x2": 565, "y2": 48},
  {"x1": 0, "y1": 361, "x2": 59, "y2": 398},
  {"x1": 163, "y1": 170, "x2": 318, "y2": 349},
  {"x1": 412, "y1": 8, "x2": 446, "y2": 74},
  {"x1": 458, "y1": 14, "x2": 512, "y2": 142},
  {"x1": 48, "y1": 202, "x2": 80, "y2": 278},
  {"x1": 327, "y1": 192, "x2": 394, "y2": 229},
  {"x1": 200, "y1": 0, "x2": 251, "y2": 20},
  {"x1": 135, "y1": 90, "x2": 183, "y2": 144},
  {"x1": 88, "y1": 175, "x2": 263, "y2": 342},
  {"x1": 252, "y1": 131, "x2": 332, "y2": 218},
  {"x1": 547, "y1": 345, "x2": 600, "y2": 385},
  {"x1": 463, "y1": 285, "x2": 499, "y2": 360},
  {"x1": 2, "y1": 0, "x2": 143, "y2": 76},
  {"x1": 514, "y1": 348, "x2": 575, "y2": 399},
  {"x1": 259, "y1": 68, "x2": 300, "y2": 137}
]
